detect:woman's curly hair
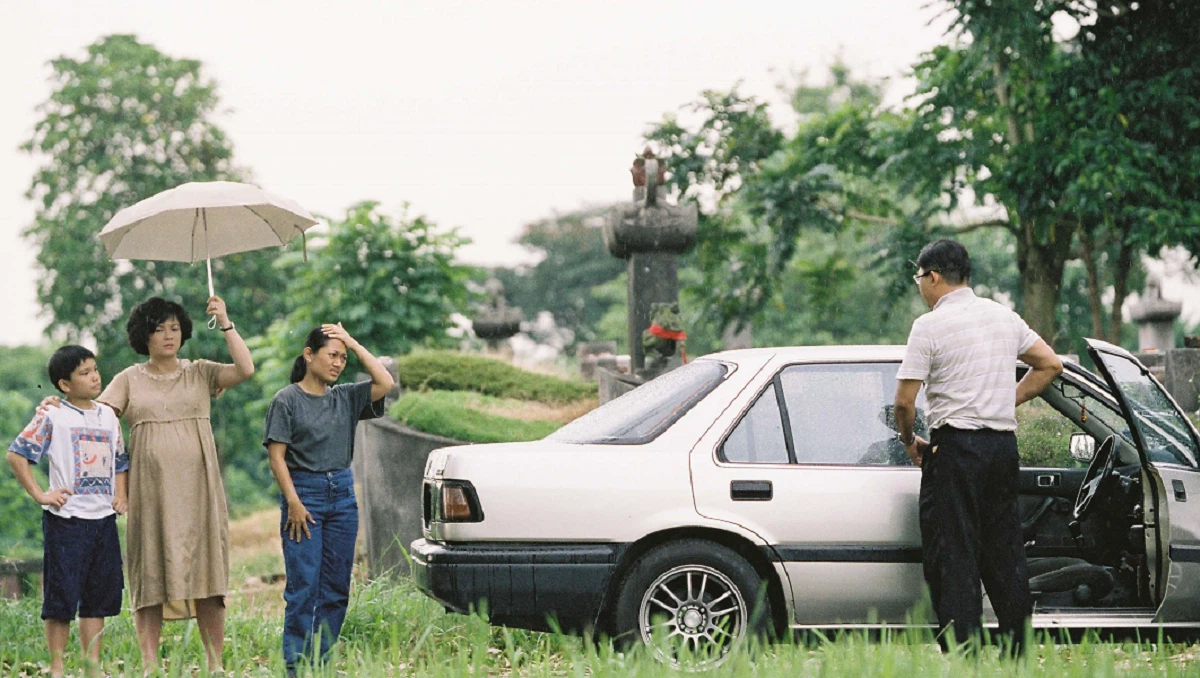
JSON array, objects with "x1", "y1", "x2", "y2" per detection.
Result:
[{"x1": 126, "y1": 297, "x2": 193, "y2": 356}]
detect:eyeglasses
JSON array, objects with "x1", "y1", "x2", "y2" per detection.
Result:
[{"x1": 912, "y1": 270, "x2": 938, "y2": 285}]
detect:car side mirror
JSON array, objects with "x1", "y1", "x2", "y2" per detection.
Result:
[{"x1": 1070, "y1": 433, "x2": 1096, "y2": 463}]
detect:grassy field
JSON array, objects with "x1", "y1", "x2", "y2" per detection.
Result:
[
  {"x1": 3, "y1": 507, "x2": 1200, "y2": 676},
  {"x1": 5, "y1": 572, "x2": 1200, "y2": 677}
]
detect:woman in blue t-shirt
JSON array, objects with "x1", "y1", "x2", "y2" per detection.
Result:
[{"x1": 262, "y1": 323, "x2": 395, "y2": 674}]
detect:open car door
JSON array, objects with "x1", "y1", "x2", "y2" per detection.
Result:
[{"x1": 1086, "y1": 339, "x2": 1200, "y2": 622}]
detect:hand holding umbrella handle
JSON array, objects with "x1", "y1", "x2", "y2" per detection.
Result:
[{"x1": 207, "y1": 295, "x2": 231, "y2": 332}]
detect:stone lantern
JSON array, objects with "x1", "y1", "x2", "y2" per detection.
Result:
[
  {"x1": 603, "y1": 149, "x2": 698, "y2": 373},
  {"x1": 471, "y1": 278, "x2": 523, "y2": 350},
  {"x1": 1129, "y1": 272, "x2": 1182, "y2": 352}
]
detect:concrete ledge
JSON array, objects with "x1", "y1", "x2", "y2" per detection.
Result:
[
  {"x1": 597, "y1": 367, "x2": 643, "y2": 404},
  {"x1": 0, "y1": 557, "x2": 42, "y2": 599},
  {"x1": 353, "y1": 418, "x2": 463, "y2": 578}
]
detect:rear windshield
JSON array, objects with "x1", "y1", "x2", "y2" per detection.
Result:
[{"x1": 548, "y1": 360, "x2": 730, "y2": 445}]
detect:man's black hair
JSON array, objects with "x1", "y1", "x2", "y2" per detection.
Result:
[
  {"x1": 916, "y1": 239, "x2": 971, "y2": 285},
  {"x1": 126, "y1": 297, "x2": 193, "y2": 356},
  {"x1": 48, "y1": 345, "x2": 96, "y2": 393}
]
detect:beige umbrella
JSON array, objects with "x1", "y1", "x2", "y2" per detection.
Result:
[{"x1": 98, "y1": 181, "x2": 318, "y2": 326}]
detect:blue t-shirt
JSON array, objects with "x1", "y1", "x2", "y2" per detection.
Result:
[{"x1": 262, "y1": 381, "x2": 384, "y2": 472}]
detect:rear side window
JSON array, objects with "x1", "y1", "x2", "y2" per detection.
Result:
[
  {"x1": 548, "y1": 360, "x2": 729, "y2": 445},
  {"x1": 722, "y1": 385, "x2": 789, "y2": 464}
]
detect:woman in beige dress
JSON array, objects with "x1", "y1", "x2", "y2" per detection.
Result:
[{"x1": 99, "y1": 295, "x2": 255, "y2": 674}]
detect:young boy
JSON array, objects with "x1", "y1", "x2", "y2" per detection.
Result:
[{"x1": 6, "y1": 345, "x2": 128, "y2": 678}]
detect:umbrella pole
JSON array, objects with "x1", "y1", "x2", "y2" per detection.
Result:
[{"x1": 203, "y1": 208, "x2": 217, "y2": 329}]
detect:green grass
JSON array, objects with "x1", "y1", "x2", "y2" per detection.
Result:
[
  {"x1": 395, "y1": 351, "x2": 594, "y2": 404},
  {"x1": 3, "y1": 574, "x2": 1199, "y2": 677},
  {"x1": 389, "y1": 390, "x2": 562, "y2": 443}
]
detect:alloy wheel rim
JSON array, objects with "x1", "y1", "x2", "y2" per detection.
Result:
[{"x1": 638, "y1": 564, "x2": 747, "y2": 668}]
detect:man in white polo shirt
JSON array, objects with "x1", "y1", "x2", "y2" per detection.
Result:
[{"x1": 893, "y1": 239, "x2": 1063, "y2": 656}]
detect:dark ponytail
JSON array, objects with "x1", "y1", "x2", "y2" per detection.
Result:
[{"x1": 290, "y1": 327, "x2": 332, "y2": 383}]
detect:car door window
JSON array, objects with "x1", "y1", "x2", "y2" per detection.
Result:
[
  {"x1": 721, "y1": 385, "x2": 790, "y2": 464},
  {"x1": 778, "y1": 363, "x2": 926, "y2": 466},
  {"x1": 1016, "y1": 397, "x2": 1088, "y2": 469}
]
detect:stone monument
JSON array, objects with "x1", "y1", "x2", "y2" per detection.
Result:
[
  {"x1": 471, "y1": 277, "x2": 523, "y2": 350},
  {"x1": 1129, "y1": 272, "x2": 1181, "y2": 353},
  {"x1": 603, "y1": 149, "x2": 698, "y2": 374}
]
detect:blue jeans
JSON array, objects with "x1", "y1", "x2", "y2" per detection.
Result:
[{"x1": 281, "y1": 468, "x2": 358, "y2": 670}]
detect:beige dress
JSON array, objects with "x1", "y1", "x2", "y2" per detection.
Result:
[{"x1": 100, "y1": 359, "x2": 229, "y2": 619}]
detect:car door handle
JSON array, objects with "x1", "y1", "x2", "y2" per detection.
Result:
[
  {"x1": 1173, "y1": 479, "x2": 1187, "y2": 502},
  {"x1": 731, "y1": 480, "x2": 772, "y2": 501},
  {"x1": 1036, "y1": 474, "x2": 1061, "y2": 488}
]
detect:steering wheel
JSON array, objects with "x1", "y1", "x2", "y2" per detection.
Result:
[{"x1": 1073, "y1": 435, "x2": 1117, "y2": 521}]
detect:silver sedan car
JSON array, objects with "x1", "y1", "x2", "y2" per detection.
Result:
[{"x1": 411, "y1": 340, "x2": 1200, "y2": 664}]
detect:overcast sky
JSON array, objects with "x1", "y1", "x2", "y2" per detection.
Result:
[
  {"x1": 5, "y1": 2, "x2": 1192, "y2": 348},
  {"x1": 0, "y1": 1, "x2": 955, "y2": 345}
]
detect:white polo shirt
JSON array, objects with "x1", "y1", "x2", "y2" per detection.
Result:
[{"x1": 897, "y1": 288, "x2": 1040, "y2": 432}]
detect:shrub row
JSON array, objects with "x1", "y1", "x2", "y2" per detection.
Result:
[
  {"x1": 394, "y1": 351, "x2": 593, "y2": 404},
  {"x1": 388, "y1": 390, "x2": 561, "y2": 444}
]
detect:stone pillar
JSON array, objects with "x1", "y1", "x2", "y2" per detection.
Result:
[
  {"x1": 603, "y1": 149, "x2": 697, "y2": 375},
  {"x1": 1129, "y1": 272, "x2": 1181, "y2": 353}
]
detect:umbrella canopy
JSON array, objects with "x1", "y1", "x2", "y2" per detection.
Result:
[{"x1": 98, "y1": 181, "x2": 318, "y2": 263}]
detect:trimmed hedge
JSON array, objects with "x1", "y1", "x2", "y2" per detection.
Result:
[
  {"x1": 394, "y1": 351, "x2": 594, "y2": 404},
  {"x1": 389, "y1": 390, "x2": 561, "y2": 444}
]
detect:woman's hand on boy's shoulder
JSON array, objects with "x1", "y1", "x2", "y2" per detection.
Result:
[{"x1": 37, "y1": 395, "x2": 61, "y2": 412}]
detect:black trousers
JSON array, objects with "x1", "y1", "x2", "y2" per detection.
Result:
[{"x1": 920, "y1": 426, "x2": 1031, "y2": 653}]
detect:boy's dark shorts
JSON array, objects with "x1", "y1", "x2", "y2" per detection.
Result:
[{"x1": 41, "y1": 512, "x2": 123, "y2": 621}]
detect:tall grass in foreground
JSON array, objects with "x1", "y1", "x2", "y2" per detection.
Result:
[{"x1": 3, "y1": 576, "x2": 1198, "y2": 676}]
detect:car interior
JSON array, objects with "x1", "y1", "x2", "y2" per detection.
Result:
[{"x1": 1016, "y1": 367, "x2": 1154, "y2": 611}]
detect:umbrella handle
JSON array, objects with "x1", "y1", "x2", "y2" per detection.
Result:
[{"x1": 206, "y1": 256, "x2": 218, "y2": 330}]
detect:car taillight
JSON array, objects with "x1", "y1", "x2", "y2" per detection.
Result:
[{"x1": 437, "y1": 481, "x2": 483, "y2": 523}]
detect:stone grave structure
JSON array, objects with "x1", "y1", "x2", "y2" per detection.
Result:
[
  {"x1": 471, "y1": 277, "x2": 523, "y2": 351},
  {"x1": 1130, "y1": 272, "x2": 1181, "y2": 353},
  {"x1": 599, "y1": 149, "x2": 697, "y2": 402},
  {"x1": 1129, "y1": 273, "x2": 1200, "y2": 413}
]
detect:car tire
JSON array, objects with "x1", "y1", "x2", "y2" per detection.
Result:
[{"x1": 612, "y1": 539, "x2": 772, "y2": 667}]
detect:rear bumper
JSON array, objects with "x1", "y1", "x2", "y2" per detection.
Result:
[{"x1": 410, "y1": 538, "x2": 625, "y2": 633}]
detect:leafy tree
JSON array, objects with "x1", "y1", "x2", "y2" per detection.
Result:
[
  {"x1": 21, "y1": 34, "x2": 294, "y2": 493},
  {"x1": 254, "y1": 202, "x2": 475, "y2": 401},
  {"x1": 0, "y1": 346, "x2": 55, "y2": 402},
  {"x1": 644, "y1": 87, "x2": 786, "y2": 335},
  {"x1": 896, "y1": 0, "x2": 1200, "y2": 342},
  {"x1": 645, "y1": 70, "x2": 936, "y2": 339},
  {"x1": 0, "y1": 390, "x2": 45, "y2": 557},
  {"x1": 492, "y1": 205, "x2": 625, "y2": 346}
]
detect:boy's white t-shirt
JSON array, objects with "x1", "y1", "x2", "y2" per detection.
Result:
[{"x1": 8, "y1": 401, "x2": 127, "y2": 519}]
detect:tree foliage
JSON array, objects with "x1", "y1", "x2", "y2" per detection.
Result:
[
  {"x1": 253, "y1": 202, "x2": 475, "y2": 400},
  {"x1": 492, "y1": 205, "x2": 625, "y2": 345},
  {"x1": 895, "y1": 0, "x2": 1200, "y2": 340}
]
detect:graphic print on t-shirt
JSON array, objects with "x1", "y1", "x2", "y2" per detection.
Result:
[{"x1": 72, "y1": 428, "x2": 115, "y2": 495}]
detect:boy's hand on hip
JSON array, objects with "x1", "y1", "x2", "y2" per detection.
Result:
[
  {"x1": 287, "y1": 499, "x2": 315, "y2": 542},
  {"x1": 38, "y1": 488, "x2": 72, "y2": 508},
  {"x1": 112, "y1": 494, "x2": 128, "y2": 515}
]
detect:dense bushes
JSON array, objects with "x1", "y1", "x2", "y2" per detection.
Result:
[
  {"x1": 389, "y1": 391, "x2": 562, "y2": 444},
  {"x1": 394, "y1": 351, "x2": 594, "y2": 405},
  {"x1": 389, "y1": 351, "x2": 596, "y2": 443}
]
